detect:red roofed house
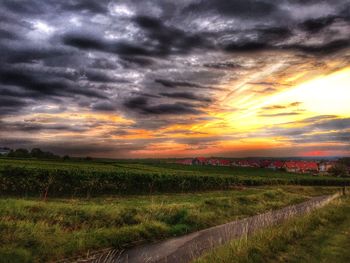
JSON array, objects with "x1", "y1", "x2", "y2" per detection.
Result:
[
  {"x1": 233, "y1": 160, "x2": 250, "y2": 167},
  {"x1": 268, "y1": 161, "x2": 284, "y2": 170},
  {"x1": 304, "y1": 161, "x2": 319, "y2": 173},
  {"x1": 208, "y1": 159, "x2": 231, "y2": 166},
  {"x1": 218, "y1": 159, "x2": 231, "y2": 166},
  {"x1": 283, "y1": 161, "x2": 300, "y2": 173},
  {"x1": 283, "y1": 161, "x2": 319, "y2": 173},
  {"x1": 248, "y1": 160, "x2": 261, "y2": 168},
  {"x1": 192, "y1": 157, "x2": 208, "y2": 165},
  {"x1": 233, "y1": 160, "x2": 260, "y2": 168},
  {"x1": 208, "y1": 158, "x2": 220, "y2": 166},
  {"x1": 260, "y1": 160, "x2": 272, "y2": 168}
]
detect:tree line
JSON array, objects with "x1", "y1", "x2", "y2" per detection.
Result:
[{"x1": 5, "y1": 148, "x2": 60, "y2": 159}]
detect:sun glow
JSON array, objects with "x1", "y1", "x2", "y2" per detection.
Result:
[
  {"x1": 284, "y1": 67, "x2": 350, "y2": 116},
  {"x1": 240, "y1": 67, "x2": 350, "y2": 121}
]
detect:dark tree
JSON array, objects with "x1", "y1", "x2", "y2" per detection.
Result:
[
  {"x1": 329, "y1": 163, "x2": 349, "y2": 177},
  {"x1": 8, "y1": 148, "x2": 30, "y2": 158},
  {"x1": 62, "y1": 155, "x2": 71, "y2": 161}
]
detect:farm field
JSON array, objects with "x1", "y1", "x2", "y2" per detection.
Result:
[
  {"x1": 0, "y1": 159, "x2": 349, "y2": 197},
  {"x1": 196, "y1": 195, "x2": 350, "y2": 263},
  {"x1": 0, "y1": 186, "x2": 339, "y2": 262}
]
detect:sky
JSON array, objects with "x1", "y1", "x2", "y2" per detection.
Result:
[{"x1": 0, "y1": 0, "x2": 349, "y2": 158}]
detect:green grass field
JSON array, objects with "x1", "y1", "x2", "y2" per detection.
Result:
[
  {"x1": 0, "y1": 158, "x2": 348, "y2": 262},
  {"x1": 196, "y1": 195, "x2": 350, "y2": 263},
  {"x1": 1, "y1": 159, "x2": 349, "y2": 197},
  {"x1": 0, "y1": 186, "x2": 338, "y2": 262}
]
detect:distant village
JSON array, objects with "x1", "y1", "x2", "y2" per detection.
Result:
[
  {"x1": 175, "y1": 157, "x2": 348, "y2": 175},
  {"x1": 1, "y1": 147, "x2": 349, "y2": 176}
]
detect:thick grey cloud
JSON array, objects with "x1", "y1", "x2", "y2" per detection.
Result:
[
  {"x1": 0, "y1": 0, "x2": 349, "y2": 155},
  {"x1": 159, "y1": 92, "x2": 212, "y2": 102},
  {"x1": 256, "y1": 116, "x2": 350, "y2": 144},
  {"x1": 123, "y1": 96, "x2": 203, "y2": 115}
]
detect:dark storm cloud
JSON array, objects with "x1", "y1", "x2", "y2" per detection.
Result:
[
  {"x1": 185, "y1": 0, "x2": 278, "y2": 19},
  {"x1": 0, "y1": 96, "x2": 28, "y2": 116},
  {"x1": 290, "y1": 131, "x2": 350, "y2": 143},
  {"x1": 155, "y1": 79, "x2": 221, "y2": 91},
  {"x1": 62, "y1": 33, "x2": 158, "y2": 57},
  {"x1": 0, "y1": 66, "x2": 106, "y2": 99},
  {"x1": 224, "y1": 42, "x2": 269, "y2": 53},
  {"x1": 62, "y1": 0, "x2": 108, "y2": 14},
  {"x1": 299, "y1": 16, "x2": 338, "y2": 33},
  {"x1": 256, "y1": 116, "x2": 350, "y2": 143},
  {"x1": 82, "y1": 69, "x2": 126, "y2": 83},
  {"x1": 0, "y1": 0, "x2": 349, "y2": 155},
  {"x1": 311, "y1": 117, "x2": 350, "y2": 130},
  {"x1": 62, "y1": 14, "x2": 208, "y2": 58},
  {"x1": 119, "y1": 55, "x2": 154, "y2": 67},
  {"x1": 123, "y1": 96, "x2": 202, "y2": 115},
  {"x1": 1, "y1": 0, "x2": 44, "y2": 15},
  {"x1": 286, "y1": 40, "x2": 350, "y2": 54},
  {"x1": 203, "y1": 61, "x2": 242, "y2": 70},
  {"x1": 132, "y1": 15, "x2": 209, "y2": 56},
  {"x1": 91, "y1": 101, "x2": 117, "y2": 112},
  {"x1": 159, "y1": 92, "x2": 212, "y2": 102},
  {"x1": 1, "y1": 122, "x2": 87, "y2": 133},
  {"x1": 0, "y1": 28, "x2": 20, "y2": 40},
  {"x1": 1, "y1": 45, "x2": 70, "y2": 64}
]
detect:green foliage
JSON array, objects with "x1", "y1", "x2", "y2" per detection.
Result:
[
  {"x1": 7, "y1": 149, "x2": 30, "y2": 158},
  {"x1": 0, "y1": 159, "x2": 349, "y2": 197},
  {"x1": 6, "y1": 148, "x2": 59, "y2": 159}
]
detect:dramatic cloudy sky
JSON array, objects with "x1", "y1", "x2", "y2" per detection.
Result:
[{"x1": 0, "y1": 0, "x2": 350, "y2": 158}]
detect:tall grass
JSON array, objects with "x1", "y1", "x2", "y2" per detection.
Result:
[
  {"x1": 0, "y1": 187, "x2": 336, "y2": 262},
  {"x1": 196, "y1": 195, "x2": 350, "y2": 263}
]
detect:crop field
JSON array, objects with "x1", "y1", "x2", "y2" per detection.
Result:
[
  {"x1": 0, "y1": 186, "x2": 339, "y2": 262},
  {"x1": 0, "y1": 159, "x2": 349, "y2": 197},
  {"x1": 196, "y1": 195, "x2": 350, "y2": 263},
  {"x1": 0, "y1": 158, "x2": 348, "y2": 262}
]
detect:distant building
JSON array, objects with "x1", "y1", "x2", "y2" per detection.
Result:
[
  {"x1": 260, "y1": 160, "x2": 272, "y2": 168},
  {"x1": 267, "y1": 161, "x2": 284, "y2": 170},
  {"x1": 283, "y1": 161, "x2": 319, "y2": 173},
  {"x1": 233, "y1": 160, "x2": 260, "y2": 168},
  {"x1": 192, "y1": 157, "x2": 208, "y2": 165},
  {"x1": 318, "y1": 162, "x2": 335, "y2": 174},
  {"x1": 208, "y1": 158, "x2": 220, "y2": 166},
  {"x1": 176, "y1": 157, "x2": 231, "y2": 166},
  {"x1": 218, "y1": 159, "x2": 231, "y2": 166},
  {"x1": 176, "y1": 157, "x2": 327, "y2": 175}
]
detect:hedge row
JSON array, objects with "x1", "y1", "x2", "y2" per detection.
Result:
[{"x1": 0, "y1": 166, "x2": 349, "y2": 197}]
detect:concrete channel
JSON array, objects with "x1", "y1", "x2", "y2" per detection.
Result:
[{"x1": 69, "y1": 191, "x2": 343, "y2": 263}]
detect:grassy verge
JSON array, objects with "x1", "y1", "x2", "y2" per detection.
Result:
[
  {"x1": 195, "y1": 194, "x2": 350, "y2": 263},
  {"x1": 0, "y1": 186, "x2": 337, "y2": 262}
]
